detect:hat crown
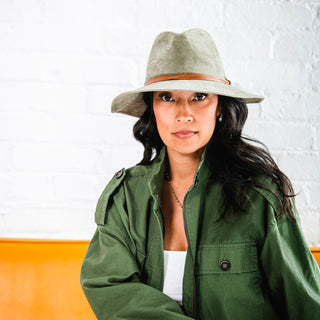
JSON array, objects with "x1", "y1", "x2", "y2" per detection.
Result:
[
  {"x1": 111, "y1": 28, "x2": 263, "y2": 118},
  {"x1": 145, "y1": 29, "x2": 226, "y2": 82}
]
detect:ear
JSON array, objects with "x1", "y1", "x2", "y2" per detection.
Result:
[
  {"x1": 216, "y1": 96, "x2": 222, "y2": 116},
  {"x1": 216, "y1": 106, "x2": 222, "y2": 117}
]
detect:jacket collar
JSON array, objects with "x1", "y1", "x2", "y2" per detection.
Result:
[
  {"x1": 148, "y1": 146, "x2": 211, "y2": 207},
  {"x1": 148, "y1": 147, "x2": 166, "y2": 208}
]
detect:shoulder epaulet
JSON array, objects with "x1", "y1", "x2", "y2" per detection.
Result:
[
  {"x1": 95, "y1": 169, "x2": 126, "y2": 225},
  {"x1": 253, "y1": 177, "x2": 282, "y2": 217}
]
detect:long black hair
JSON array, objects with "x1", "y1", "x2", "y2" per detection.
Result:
[{"x1": 133, "y1": 92, "x2": 296, "y2": 220}]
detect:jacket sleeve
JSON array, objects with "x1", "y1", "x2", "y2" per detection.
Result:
[
  {"x1": 80, "y1": 175, "x2": 194, "y2": 320},
  {"x1": 260, "y1": 203, "x2": 320, "y2": 319}
]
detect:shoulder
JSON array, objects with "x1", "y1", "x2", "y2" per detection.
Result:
[
  {"x1": 94, "y1": 162, "x2": 158, "y2": 225},
  {"x1": 251, "y1": 175, "x2": 284, "y2": 218},
  {"x1": 94, "y1": 168, "x2": 126, "y2": 225}
]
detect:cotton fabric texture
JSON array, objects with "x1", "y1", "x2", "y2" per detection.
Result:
[
  {"x1": 111, "y1": 29, "x2": 264, "y2": 118},
  {"x1": 80, "y1": 147, "x2": 320, "y2": 320},
  {"x1": 163, "y1": 250, "x2": 187, "y2": 306}
]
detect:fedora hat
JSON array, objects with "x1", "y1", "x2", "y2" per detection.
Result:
[{"x1": 111, "y1": 29, "x2": 263, "y2": 117}]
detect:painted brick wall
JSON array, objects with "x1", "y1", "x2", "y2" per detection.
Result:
[{"x1": 0, "y1": 0, "x2": 319, "y2": 245}]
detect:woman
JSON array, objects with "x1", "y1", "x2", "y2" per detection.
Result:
[{"x1": 81, "y1": 29, "x2": 320, "y2": 319}]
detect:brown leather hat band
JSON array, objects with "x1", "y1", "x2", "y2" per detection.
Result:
[{"x1": 144, "y1": 73, "x2": 231, "y2": 86}]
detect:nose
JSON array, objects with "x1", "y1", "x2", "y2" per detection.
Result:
[{"x1": 175, "y1": 102, "x2": 193, "y2": 123}]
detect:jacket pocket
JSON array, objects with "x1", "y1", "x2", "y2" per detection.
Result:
[
  {"x1": 195, "y1": 242, "x2": 263, "y2": 320},
  {"x1": 196, "y1": 241, "x2": 259, "y2": 274}
]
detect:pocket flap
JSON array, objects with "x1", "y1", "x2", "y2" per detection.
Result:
[{"x1": 196, "y1": 242, "x2": 259, "y2": 274}]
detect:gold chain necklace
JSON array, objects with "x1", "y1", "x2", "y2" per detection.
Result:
[{"x1": 165, "y1": 173, "x2": 183, "y2": 209}]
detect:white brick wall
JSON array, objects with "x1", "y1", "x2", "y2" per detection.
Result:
[{"x1": 0, "y1": 0, "x2": 319, "y2": 245}]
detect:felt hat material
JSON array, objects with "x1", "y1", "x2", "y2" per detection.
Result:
[{"x1": 111, "y1": 29, "x2": 263, "y2": 117}]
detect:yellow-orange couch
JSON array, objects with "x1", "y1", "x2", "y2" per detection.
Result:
[{"x1": 0, "y1": 238, "x2": 319, "y2": 320}]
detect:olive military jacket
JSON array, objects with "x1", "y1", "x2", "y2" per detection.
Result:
[{"x1": 80, "y1": 148, "x2": 320, "y2": 319}]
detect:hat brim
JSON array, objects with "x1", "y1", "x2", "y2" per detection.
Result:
[{"x1": 111, "y1": 80, "x2": 264, "y2": 118}]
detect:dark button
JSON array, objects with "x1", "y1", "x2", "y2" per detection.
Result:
[
  {"x1": 219, "y1": 259, "x2": 231, "y2": 271},
  {"x1": 115, "y1": 170, "x2": 123, "y2": 179}
]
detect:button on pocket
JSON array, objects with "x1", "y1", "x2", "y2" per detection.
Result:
[
  {"x1": 219, "y1": 259, "x2": 231, "y2": 271},
  {"x1": 196, "y1": 242, "x2": 258, "y2": 274}
]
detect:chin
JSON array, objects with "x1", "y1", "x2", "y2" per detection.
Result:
[{"x1": 167, "y1": 144, "x2": 206, "y2": 156}]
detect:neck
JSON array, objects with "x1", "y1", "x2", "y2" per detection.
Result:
[{"x1": 166, "y1": 148, "x2": 204, "y2": 183}]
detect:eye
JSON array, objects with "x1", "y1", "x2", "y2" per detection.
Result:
[
  {"x1": 194, "y1": 93, "x2": 208, "y2": 101},
  {"x1": 159, "y1": 93, "x2": 173, "y2": 102}
]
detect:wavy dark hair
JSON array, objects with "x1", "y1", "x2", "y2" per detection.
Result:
[{"x1": 133, "y1": 92, "x2": 296, "y2": 220}]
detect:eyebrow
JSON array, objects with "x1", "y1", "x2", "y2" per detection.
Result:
[{"x1": 157, "y1": 91, "x2": 172, "y2": 95}]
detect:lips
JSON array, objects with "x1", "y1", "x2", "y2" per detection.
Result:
[{"x1": 173, "y1": 130, "x2": 197, "y2": 139}]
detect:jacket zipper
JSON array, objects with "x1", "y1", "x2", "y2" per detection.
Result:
[
  {"x1": 183, "y1": 189, "x2": 197, "y2": 319},
  {"x1": 156, "y1": 206, "x2": 165, "y2": 291}
]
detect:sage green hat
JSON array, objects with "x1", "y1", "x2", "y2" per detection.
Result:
[{"x1": 111, "y1": 28, "x2": 263, "y2": 117}]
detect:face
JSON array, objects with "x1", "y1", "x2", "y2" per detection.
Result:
[{"x1": 153, "y1": 91, "x2": 220, "y2": 158}]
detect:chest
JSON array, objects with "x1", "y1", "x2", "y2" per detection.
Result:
[{"x1": 161, "y1": 181, "x2": 189, "y2": 251}]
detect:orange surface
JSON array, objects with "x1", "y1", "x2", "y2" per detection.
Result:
[
  {"x1": 310, "y1": 247, "x2": 320, "y2": 267},
  {"x1": 0, "y1": 238, "x2": 319, "y2": 320},
  {"x1": 0, "y1": 238, "x2": 96, "y2": 320}
]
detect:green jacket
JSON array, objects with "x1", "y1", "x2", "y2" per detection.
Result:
[{"x1": 81, "y1": 148, "x2": 320, "y2": 319}]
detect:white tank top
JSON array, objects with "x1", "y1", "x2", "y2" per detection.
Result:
[{"x1": 162, "y1": 250, "x2": 187, "y2": 305}]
